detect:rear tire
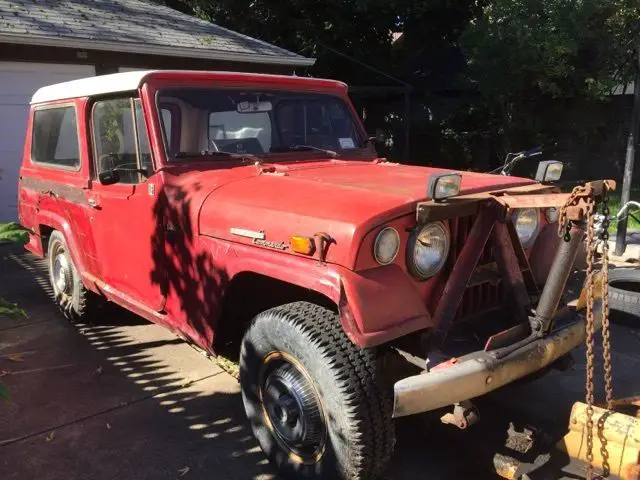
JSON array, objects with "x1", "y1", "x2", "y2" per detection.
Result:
[
  {"x1": 240, "y1": 301, "x2": 395, "y2": 480},
  {"x1": 608, "y1": 268, "x2": 640, "y2": 318},
  {"x1": 47, "y1": 231, "x2": 102, "y2": 322}
]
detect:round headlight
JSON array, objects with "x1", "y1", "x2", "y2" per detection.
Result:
[
  {"x1": 545, "y1": 207, "x2": 559, "y2": 223},
  {"x1": 513, "y1": 208, "x2": 540, "y2": 246},
  {"x1": 373, "y1": 227, "x2": 400, "y2": 265},
  {"x1": 407, "y1": 222, "x2": 450, "y2": 279}
]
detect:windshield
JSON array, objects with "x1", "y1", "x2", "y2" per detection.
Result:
[{"x1": 156, "y1": 88, "x2": 366, "y2": 160}]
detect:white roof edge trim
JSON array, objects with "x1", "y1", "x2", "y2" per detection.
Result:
[
  {"x1": 30, "y1": 70, "x2": 343, "y2": 104},
  {"x1": 31, "y1": 70, "x2": 157, "y2": 104},
  {"x1": 0, "y1": 33, "x2": 316, "y2": 67}
]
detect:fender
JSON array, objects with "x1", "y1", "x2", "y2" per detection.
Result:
[
  {"x1": 338, "y1": 264, "x2": 431, "y2": 347},
  {"x1": 213, "y1": 238, "x2": 430, "y2": 348}
]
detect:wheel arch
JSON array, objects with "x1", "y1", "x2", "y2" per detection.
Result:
[
  {"x1": 215, "y1": 271, "x2": 338, "y2": 352},
  {"x1": 37, "y1": 213, "x2": 86, "y2": 276},
  {"x1": 213, "y1": 240, "x2": 431, "y2": 350}
]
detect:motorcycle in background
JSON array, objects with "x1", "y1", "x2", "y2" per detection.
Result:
[{"x1": 490, "y1": 146, "x2": 544, "y2": 176}]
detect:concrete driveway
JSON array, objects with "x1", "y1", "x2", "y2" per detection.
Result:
[{"x1": 1, "y1": 244, "x2": 639, "y2": 479}]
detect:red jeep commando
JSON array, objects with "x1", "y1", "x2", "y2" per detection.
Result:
[{"x1": 18, "y1": 70, "x2": 600, "y2": 479}]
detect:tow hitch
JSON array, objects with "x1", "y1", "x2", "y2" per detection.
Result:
[
  {"x1": 440, "y1": 400, "x2": 479, "y2": 429},
  {"x1": 491, "y1": 181, "x2": 640, "y2": 480}
]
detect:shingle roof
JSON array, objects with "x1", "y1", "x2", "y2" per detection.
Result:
[{"x1": 0, "y1": 0, "x2": 314, "y2": 66}]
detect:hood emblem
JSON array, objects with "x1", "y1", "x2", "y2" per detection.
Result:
[
  {"x1": 230, "y1": 227, "x2": 265, "y2": 240},
  {"x1": 230, "y1": 227, "x2": 289, "y2": 250}
]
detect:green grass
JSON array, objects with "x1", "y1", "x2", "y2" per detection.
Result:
[
  {"x1": 561, "y1": 184, "x2": 640, "y2": 231},
  {"x1": 605, "y1": 187, "x2": 640, "y2": 230}
]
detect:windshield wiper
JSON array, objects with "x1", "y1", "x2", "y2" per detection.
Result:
[
  {"x1": 174, "y1": 151, "x2": 260, "y2": 163},
  {"x1": 270, "y1": 145, "x2": 338, "y2": 158},
  {"x1": 175, "y1": 151, "x2": 231, "y2": 159}
]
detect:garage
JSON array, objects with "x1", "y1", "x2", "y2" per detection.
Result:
[
  {"x1": 0, "y1": 62, "x2": 95, "y2": 221},
  {"x1": 0, "y1": 0, "x2": 314, "y2": 223}
]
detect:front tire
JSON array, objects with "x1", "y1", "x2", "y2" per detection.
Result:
[
  {"x1": 240, "y1": 301, "x2": 395, "y2": 480},
  {"x1": 47, "y1": 231, "x2": 101, "y2": 322}
]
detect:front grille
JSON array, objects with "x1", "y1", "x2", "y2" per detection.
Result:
[{"x1": 449, "y1": 215, "x2": 504, "y2": 320}]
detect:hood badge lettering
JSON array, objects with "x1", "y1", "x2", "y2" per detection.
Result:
[{"x1": 253, "y1": 238, "x2": 289, "y2": 250}]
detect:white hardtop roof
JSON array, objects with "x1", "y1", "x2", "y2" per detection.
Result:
[
  {"x1": 31, "y1": 70, "x2": 157, "y2": 104},
  {"x1": 30, "y1": 70, "x2": 344, "y2": 104}
]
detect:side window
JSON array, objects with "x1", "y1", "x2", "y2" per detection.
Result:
[
  {"x1": 32, "y1": 106, "x2": 80, "y2": 168},
  {"x1": 93, "y1": 98, "x2": 153, "y2": 184}
]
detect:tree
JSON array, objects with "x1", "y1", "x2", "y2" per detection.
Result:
[
  {"x1": 155, "y1": 0, "x2": 475, "y2": 86},
  {"x1": 179, "y1": 0, "x2": 398, "y2": 85},
  {"x1": 457, "y1": 0, "x2": 640, "y2": 159},
  {"x1": 153, "y1": 0, "x2": 640, "y2": 171}
]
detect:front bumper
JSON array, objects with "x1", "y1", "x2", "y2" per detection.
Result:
[{"x1": 392, "y1": 301, "x2": 602, "y2": 417}]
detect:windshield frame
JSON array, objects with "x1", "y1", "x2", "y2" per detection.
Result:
[{"x1": 153, "y1": 85, "x2": 371, "y2": 164}]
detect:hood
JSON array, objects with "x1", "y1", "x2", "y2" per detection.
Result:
[{"x1": 195, "y1": 160, "x2": 535, "y2": 266}]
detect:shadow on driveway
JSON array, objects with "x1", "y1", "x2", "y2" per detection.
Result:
[
  {"x1": 0, "y1": 245, "x2": 274, "y2": 480},
  {"x1": 3, "y1": 245, "x2": 638, "y2": 479}
]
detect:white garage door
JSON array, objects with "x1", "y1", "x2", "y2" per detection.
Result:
[{"x1": 0, "y1": 62, "x2": 95, "y2": 222}]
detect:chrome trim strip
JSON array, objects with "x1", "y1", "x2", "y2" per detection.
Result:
[{"x1": 230, "y1": 227, "x2": 265, "y2": 240}]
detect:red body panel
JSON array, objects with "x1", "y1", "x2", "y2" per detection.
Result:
[{"x1": 18, "y1": 70, "x2": 557, "y2": 351}]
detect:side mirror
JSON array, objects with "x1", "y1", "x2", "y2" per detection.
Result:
[
  {"x1": 98, "y1": 170, "x2": 120, "y2": 185},
  {"x1": 535, "y1": 160, "x2": 563, "y2": 182}
]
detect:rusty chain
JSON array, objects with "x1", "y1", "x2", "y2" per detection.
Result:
[
  {"x1": 559, "y1": 182, "x2": 614, "y2": 480},
  {"x1": 599, "y1": 192, "x2": 613, "y2": 478},
  {"x1": 583, "y1": 195, "x2": 597, "y2": 479},
  {"x1": 600, "y1": 192, "x2": 614, "y2": 412}
]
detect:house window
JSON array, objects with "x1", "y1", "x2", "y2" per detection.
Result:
[
  {"x1": 93, "y1": 98, "x2": 153, "y2": 184},
  {"x1": 31, "y1": 106, "x2": 80, "y2": 168}
]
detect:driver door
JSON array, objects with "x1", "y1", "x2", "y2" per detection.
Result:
[{"x1": 88, "y1": 97, "x2": 165, "y2": 311}]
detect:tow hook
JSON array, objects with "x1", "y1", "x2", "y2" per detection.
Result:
[{"x1": 440, "y1": 400, "x2": 479, "y2": 429}]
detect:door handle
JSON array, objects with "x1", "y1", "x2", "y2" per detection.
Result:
[{"x1": 87, "y1": 197, "x2": 100, "y2": 208}]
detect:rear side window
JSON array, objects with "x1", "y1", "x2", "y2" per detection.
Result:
[{"x1": 31, "y1": 106, "x2": 80, "y2": 168}]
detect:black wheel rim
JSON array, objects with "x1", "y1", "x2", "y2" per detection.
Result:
[{"x1": 260, "y1": 353, "x2": 326, "y2": 463}]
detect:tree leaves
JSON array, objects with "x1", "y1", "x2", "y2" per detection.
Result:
[
  {"x1": 0, "y1": 223, "x2": 28, "y2": 245},
  {"x1": 461, "y1": 0, "x2": 639, "y2": 103},
  {"x1": 455, "y1": 0, "x2": 640, "y2": 157},
  {"x1": 0, "y1": 298, "x2": 27, "y2": 319}
]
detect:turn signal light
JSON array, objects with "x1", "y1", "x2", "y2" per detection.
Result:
[{"x1": 291, "y1": 236, "x2": 315, "y2": 255}]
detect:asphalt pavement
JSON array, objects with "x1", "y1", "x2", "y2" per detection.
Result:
[{"x1": 1, "y1": 244, "x2": 639, "y2": 480}]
